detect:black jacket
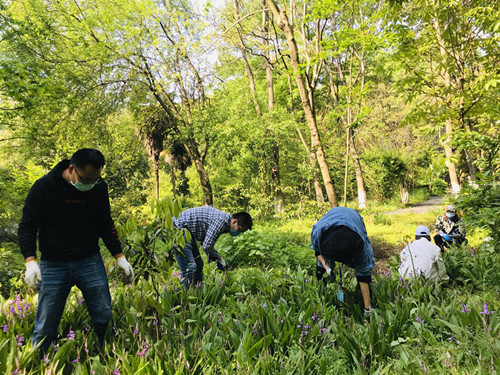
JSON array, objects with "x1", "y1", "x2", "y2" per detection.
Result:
[{"x1": 18, "y1": 159, "x2": 122, "y2": 261}]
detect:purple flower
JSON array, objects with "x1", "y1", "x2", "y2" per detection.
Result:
[
  {"x1": 480, "y1": 302, "x2": 495, "y2": 315},
  {"x1": 72, "y1": 356, "x2": 80, "y2": 363},
  {"x1": 262, "y1": 304, "x2": 267, "y2": 308},
  {"x1": 67, "y1": 329, "x2": 75, "y2": 340},
  {"x1": 416, "y1": 314, "x2": 424, "y2": 324},
  {"x1": 138, "y1": 345, "x2": 150, "y2": 357},
  {"x1": 461, "y1": 304, "x2": 470, "y2": 313},
  {"x1": 16, "y1": 335, "x2": 24, "y2": 347},
  {"x1": 2, "y1": 324, "x2": 7, "y2": 333},
  {"x1": 12, "y1": 369, "x2": 19, "y2": 375}
]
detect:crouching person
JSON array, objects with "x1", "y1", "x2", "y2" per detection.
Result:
[
  {"x1": 311, "y1": 207, "x2": 376, "y2": 317},
  {"x1": 434, "y1": 204, "x2": 466, "y2": 251},
  {"x1": 399, "y1": 225, "x2": 449, "y2": 282}
]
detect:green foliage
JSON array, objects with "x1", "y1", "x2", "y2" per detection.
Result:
[
  {"x1": 1, "y1": 243, "x2": 498, "y2": 374},
  {"x1": 373, "y1": 212, "x2": 392, "y2": 226},
  {"x1": 455, "y1": 182, "x2": 500, "y2": 248},
  {"x1": 0, "y1": 246, "x2": 24, "y2": 298},
  {"x1": 217, "y1": 230, "x2": 313, "y2": 273},
  {"x1": 444, "y1": 244, "x2": 499, "y2": 290},
  {"x1": 362, "y1": 151, "x2": 407, "y2": 201},
  {"x1": 115, "y1": 197, "x2": 190, "y2": 287},
  {"x1": 430, "y1": 178, "x2": 448, "y2": 196}
]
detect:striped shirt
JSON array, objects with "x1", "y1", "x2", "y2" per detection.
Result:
[{"x1": 173, "y1": 206, "x2": 231, "y2": 259}]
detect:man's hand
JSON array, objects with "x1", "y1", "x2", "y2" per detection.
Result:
[
  {"x1": 25, "y1": 260, "x2": 42, "y2": 289},
  {"x1": 216, "y1": 257, "x2": 228, "y2": 271},
  {"x1": 116, "y1": 256, "x2": 134, "y2": 284}
]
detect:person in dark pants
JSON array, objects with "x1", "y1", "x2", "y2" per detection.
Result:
[
  {"x1": 434, "y1": 204, "x2": 467, "y2": 251},
  {"x1": 19, "y1": 148, "x2": 134, "y2": 355},
  {"x1": 173, "y1": 206, "x2": 252, "y2": 288},
  {"x1": 311, "y1": 207, "x2": 376, "y2": 317}
]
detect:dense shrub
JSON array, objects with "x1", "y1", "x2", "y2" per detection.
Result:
[
  {"x1": 217, "y1": 230, "x2": 313, "y2": 273},
  {"x1": 430, "y1": 178, "x2": 448, "y2": 196},
  {"x1": 362, "y1": 152, "x2": 407, "y2": 201},
  {"x1": 455, "y1": 182, "x2": 500, "y2": 248}
]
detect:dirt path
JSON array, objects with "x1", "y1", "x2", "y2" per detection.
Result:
[{"x1": 384, "y1": 196, "x2": 444, "y2": 215}]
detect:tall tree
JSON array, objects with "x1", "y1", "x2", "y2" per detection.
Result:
[
  {"x1": 266, "y1": 0, "x2": 339, "y2": 207},
  {"x1": 390, "y1": 0, "x2": 500, "y2": 192},
  {"x1": 0, "y1": 0, "x2": 217, "y2": 205}
]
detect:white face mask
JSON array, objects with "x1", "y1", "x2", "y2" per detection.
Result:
[
  {"x1": 71, "y1": 179, "x2": 97, "y2": 192},
  {"x1": 70, "y1": 168, "x2": 98, "y2": 192},
  {"x1": 446, "y1": 212, "x2": 456, "y2": 219}
]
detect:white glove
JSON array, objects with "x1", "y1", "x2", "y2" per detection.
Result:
[
  {"x1": 116, "y1": 256, "x2": 134, "y2": 284},
  {"x1": 25, "y1": 261, "x2": 42, "y2": 288},
  {"x1": 326, "y1": 267, "x2": 333, "y2": 276},
  {"x1": 364, "y1": 306, "x2": 375, "y2": 318}
]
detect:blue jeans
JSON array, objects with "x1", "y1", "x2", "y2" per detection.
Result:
[
  {"x1": 175, "y1": 237, "x2": 204, "y2": 288},
  {"x1": 33, "y1": 253, "x2": 112, "y2": 352}
]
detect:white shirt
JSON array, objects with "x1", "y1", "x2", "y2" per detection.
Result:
[{"x1": 399, "y1": 238, "x2": 449, "y2": 281}]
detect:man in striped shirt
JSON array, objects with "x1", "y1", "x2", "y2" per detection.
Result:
[{"x1": 173, "y1": 206, "x2": 252, "y2": 287}]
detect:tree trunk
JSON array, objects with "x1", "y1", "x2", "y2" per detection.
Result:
[
  {"x1": 267, "y1": 0, "x2": 338, "y2": 207},
  {"x1": 349, "y1": 131, "x2": 367, "y2": 209},
  {"x1": 434, "y1": 18, "x2": 460, "y2": 193},
  {"x1": 153, "y1": 155, "x2": 160, "y2": 199},
  {"x1": 233, "y1": 0, "x2": 262, "y2": 118},
  {"x1": 288, "y1": 74, "x2": 324, "y2": 204},
  {"x1": 295, "y1": 123, "x2": 325, "y2": 204},
  {"x1": 262, "y1": 2, "x2": 283, "y2": 213},
  {"x1": 182, "y1": 139, "x2": 213, "y2": 205}
]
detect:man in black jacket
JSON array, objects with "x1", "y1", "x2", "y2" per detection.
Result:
[{"x1": 18, "y1": 148, "x2": 134, "y2": 354}]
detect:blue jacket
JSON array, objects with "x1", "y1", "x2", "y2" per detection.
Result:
[{"x1": 311, "y1": 207, "x2": 375, "y2": 277}]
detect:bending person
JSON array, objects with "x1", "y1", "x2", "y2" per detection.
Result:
[
  {"x1": 311, "y1": 207, "x2": 376, "y2": 317},
  {"x1": 173, "y1": 206, "x2": 252, "y2": 288}
]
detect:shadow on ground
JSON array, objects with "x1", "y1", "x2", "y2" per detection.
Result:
[{"x1": 370, "y1": 235, "x2": 400, "y2": 274}]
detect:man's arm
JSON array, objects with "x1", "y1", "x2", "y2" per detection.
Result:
[
  {"x1": 359, "y1": 281, "x2": 371, "y2": 309},
  {"x1": 202, "y1": 219, "x2": 227, "y2": 260}
]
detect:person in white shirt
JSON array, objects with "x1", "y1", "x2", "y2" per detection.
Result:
[{"x1": 399, "y1": 225, "x2": 449, "y2": 281}]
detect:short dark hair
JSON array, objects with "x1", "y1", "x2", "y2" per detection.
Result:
[
  {"x1": 232, "y1": 212, "x2": 253, "y2": 230},
  {"x1": 320, "y1": 225, "x2": 364, "y2": 264},
  {"x1": 415, "y1": 235, "x2": 431, "y2": 241},
  {"x1": 70, "y1": 148, "x2": 105, "y2": 170}
]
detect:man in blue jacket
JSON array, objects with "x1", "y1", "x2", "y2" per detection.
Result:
[
  {"x1": 311, "y1": 207, "x2": 375, "y2": 316},
  {"x1": 19, "y1": 148, "x2": 134, "y2": 354}
]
